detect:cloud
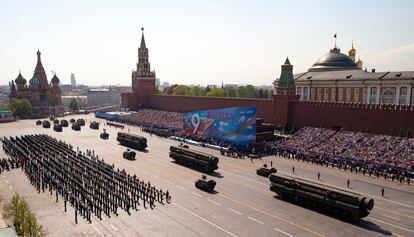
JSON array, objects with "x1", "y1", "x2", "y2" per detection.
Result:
[{"x1": 363, "y1": 43, "x2": 414, "y2": 71}]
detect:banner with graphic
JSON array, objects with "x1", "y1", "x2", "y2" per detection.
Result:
[{"x1": 183, "y1": 106, "x2": 256, "y2": 145}]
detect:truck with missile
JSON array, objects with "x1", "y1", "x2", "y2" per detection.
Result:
[
  {"x1": 116, "y1": 132, "x2": 147, "y2": 150},
  {"x1": 169, "y1": 145, "x2": 219, "y2": 173},
  {"x1": 269, "y1": 173, "x2": 374, "y2": 222}
]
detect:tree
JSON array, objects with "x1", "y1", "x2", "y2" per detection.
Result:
[
  {"x1": 2, "y1": 194, "x2": 47, "y2": 237},
  {"x1": 8, "y1": 98, "x2": 32, "y2": 117},
  {"x1": 206, "y1": 88, "x2": 225, "y2": 97},
  {"x1": 69, "y1": 98, "x2": 78, "y2": 112},
  {"x1": 267, "y1": 89, "x2": 274, "y2": 98},
  {"x1": 225, "y1": 87, "x2": 237, "y2": 97},
  {"x1": 172, "y1": 85, "x2": 190, "y2": 95}
]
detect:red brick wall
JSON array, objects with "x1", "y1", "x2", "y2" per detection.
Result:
[
  {"x1": 147, "y1": 94, "x2": 275, "y2": 122},
  {"x1": 289, "y1": 101, "x2": 414, "y2": 137}
]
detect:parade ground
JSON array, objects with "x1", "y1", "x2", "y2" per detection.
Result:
[{"x1": 1, "y1": 115, "x2": 414, "y2": 237}]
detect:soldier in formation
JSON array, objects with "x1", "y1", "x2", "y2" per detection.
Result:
[{"x1": 1, "y1": 134, "x2": 171, "y2": 224}]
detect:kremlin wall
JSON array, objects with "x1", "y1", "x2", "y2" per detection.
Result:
[{"x1": 122, "y1": 30, "x2": 414, "y2": 137}]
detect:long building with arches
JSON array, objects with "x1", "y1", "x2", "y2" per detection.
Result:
[{"x1": 275, "y1": 44, "x2": 414, "y2": 105}]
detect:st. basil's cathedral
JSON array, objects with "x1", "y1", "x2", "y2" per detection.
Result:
[{"x1": 10, "y1": 50, "x2": 63, "y2": 116}]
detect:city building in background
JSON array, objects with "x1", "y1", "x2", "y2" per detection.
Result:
[
  {"x1": 70, "y1": 73, "x2": 76, "y2": 87},
  {"x1": 9, "y1": 50, "x2": 63, "y2": 116},
  {"x1": 274, "y1": 43, "x2": 414, "y2": 105},
  {"x1": 87, "y1": 88, "x2": 121, "y2": 106}
]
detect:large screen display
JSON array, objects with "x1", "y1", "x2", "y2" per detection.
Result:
[{"x1": 183, "y1": 106, "x2": 256, "y2": 145}]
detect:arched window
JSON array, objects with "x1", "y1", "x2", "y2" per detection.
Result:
[{"x1": 380, "y1": 88, "x2": 396, "y2": 104}]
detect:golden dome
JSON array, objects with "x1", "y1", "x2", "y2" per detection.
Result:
[
  {"x1": 348, "y1": 44, "x2": 356, "y2": 56},
  {"x1": 356, "y1": 57, "x2": 363, "y2": 65}
]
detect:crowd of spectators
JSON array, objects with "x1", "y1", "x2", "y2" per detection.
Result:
[
  {"x1": 104, "y1": 109, "x2": 413, "y2": 181},
  {"x1": 275, "y1": 127, "x2": 414, "y2": 181}
]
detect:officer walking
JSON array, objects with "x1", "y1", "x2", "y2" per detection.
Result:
[{"x1": 381, "y1": 187, "x2": 385, "y2": 197}]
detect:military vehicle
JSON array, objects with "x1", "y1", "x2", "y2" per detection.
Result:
[
  {"x1": 72, "y1": 123, "x2": 81, "y2": 131},
  {"x1": 269, "y1": 173, "x2": 374, "y2": 222},
  {"x1": 42, "y1": 120, "x2": 50, "y2": 128},
  {"x1": 256, "y1": 164, "x2": 277, "y2": 177},
  {"x1": 195, "y1": 175, "x2": 216, "y2": 192},
  {"x1": 123, "y1": 149, "x2": 136, "y2": 160},
  {"x1": 169, "y1": 145, "x2": 219, "y2": 173},
  {"x1": 70, "y1": 118, "x2": 76, "y2": 123},
  {"x1": 77, "y1": 118, "x2": 85, "y2": 126},
  {"x1": 36, "y1": 120, "x2": 42, "y2": 125},
  {"x1": 53, "y1": 119, "x2": 60, "y2": 125},
  {"x1": 100, "y1": 130, "x2": 109, "y2": 139},
  {"x1": 60, "y1": 119, "x2": 69, "y2": 127},
  {"x1": 117, "y1": 132, "x2": 147, "y2": 150},
  {"x1": 53, "y1": 124, "x2": 63, "y2": 132},
  {"x1": 90, "y1": 121, "x2": 99, "y2": 130}
]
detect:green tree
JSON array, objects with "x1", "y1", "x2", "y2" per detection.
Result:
[
  {"x1": 172, "y1": 85, "x2": 190, "y2": 95},
  {"x1": 225, "y1": 87, "x2": 237, "y2": 97},
  {"x1": 2, "y1": 194, "x2": 47, "y2": 237},
  {"x1": 244, "y1": 85, "x2": 258, "y2": 98},
  {"x1": 8, "y1": 98, "x2": 32, "y2": 117},
  {"x1": 267, "y1": 89, "x2": 274, "y2": 98},
  {"x1": 69, "y1": 98, "x2": 78, "y2": 112},
  {"x1": 206, "y1": 88, "x2": 225, "y2": 97}
]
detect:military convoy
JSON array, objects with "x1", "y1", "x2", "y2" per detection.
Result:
[
  {"x1": 169, "y1": 145, "x2": 219, "y2": 173},
  {"x1": 72, "y1": 123, "x2": 81, "y2": 131},
  {"x1": 100, "y1": 130, "x2": 109, "y2": 139},
  {"x1": 117, "y1": 132, "x2": 147, "y2": 151},
  {"x1": 77, "y1": 119, "x2": 85, "y2": 126},
  {"x1": 61, "y1": 119, "x2": 69, "y2": 127},
  {"x1": 53, "y1": 124, "x2": 63, "y2": 132},
  {"x1": 195, "y1": 175, "x2": 216, "y2": 192},
  {"x1": 123, "y1": 149, "x2": 136, "y2": 160},
  {"x1": 90, "y1": 121, "x2": 99, "y2": 130},
  {"x1": 269, "y1": 173, "x2": 374, "y2": 221},
  {"x1": 42, "y1": 120, "x2": 50, "y2": 128},
  {"x1": 256, "y1": 164, "x2": 277, "y2": 177}
]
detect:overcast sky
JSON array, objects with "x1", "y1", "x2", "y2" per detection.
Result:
[{"x1": 1, "y1": 0, "x2": 414, "y2": 86}]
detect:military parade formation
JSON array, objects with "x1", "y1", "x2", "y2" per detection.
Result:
[{"x1": 1, "y1": 133, "x2": 171, "y2": 224}]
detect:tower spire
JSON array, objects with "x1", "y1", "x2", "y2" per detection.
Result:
[{"x1": 140, "y1": 27, "x2": 146, "y2": 49}]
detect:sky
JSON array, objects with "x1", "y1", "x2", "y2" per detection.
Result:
[{"x1": 1, "y1": 0, "x2": 414, "y2": 86}]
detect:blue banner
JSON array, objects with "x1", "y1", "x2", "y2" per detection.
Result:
[{"x1": 183, "y1": 106, "x2": 256, "y2": 145}]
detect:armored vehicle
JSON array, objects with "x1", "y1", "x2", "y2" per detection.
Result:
[
  {"x1": 53, "y1": 124, "x2": 63, "y2": 132},
  {"x1": 169, "y1": 145, "x2": 219, "y2": 173},
  {"x1": 90, "y1": 121, "x2": 99, "y2": 130},
  {"x1": 72, "y1": 123, "x2": 81, "y2": 131},
  {"x1": 195, "y1": 175, "x2": 216, "y2": 192},
  {"x1": 117, "y1": 132, "x2": 147, "y2": 150},
  {"x1": 42, "y1": 120, "x2": 50, "y2": 128},
  {"x1": 269, "y1": 173, "x2": 374, "y2": 222},
  {"x1": 100, "y1": 130, "x2": 109, "y2": 139},
  {"x1": 256, "y1": 164, "x2": 277, "y2": 177},
  {"x1": 77, "y1": 118, "x2": 85, "y2": 126},
  {"x1": 36, "y1": 120, "x2": 42, "y2": 125},
  {"x1": 53, "y1": 119, "x2": 59, "y2": 125},
  {"x1": 70, "y1": 118, "x2": 76, "y2": 123},
  {"x1": 60, "y1": 119, "x2": 69, "y2": 127},
  {"x1": 123, "y1": 149, "x2": 136, "y2": 160}
]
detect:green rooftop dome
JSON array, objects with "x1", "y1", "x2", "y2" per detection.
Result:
[{"x1": 15, "y1": 72, "x2": 27, "y2": 85}]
